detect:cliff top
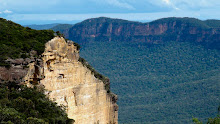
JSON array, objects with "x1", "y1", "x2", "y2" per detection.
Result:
[
  {"x1": 0, "y1": 18, "x2": 55, "y2": 67},
  {"x1": 68, "y1": 17, "x2": 220, "y2": 30}
]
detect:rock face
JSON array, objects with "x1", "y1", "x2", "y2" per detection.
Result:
[
  {"x1": 0, "y1": 51, "x2": 40, "y2": 84},
  {"x1": 23, "y1": 37, "x2": 118, "y2": 124},
  {"x1": 63, "y1": 17, "x2": 220, "y2": 50}
]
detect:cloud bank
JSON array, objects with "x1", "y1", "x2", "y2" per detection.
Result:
[
  {"x1": 105, "y1": 0, "x2": 135, "y2": 10},
  {"x1": 0, "y1": 10, "x2": 13, "y2": 14}
]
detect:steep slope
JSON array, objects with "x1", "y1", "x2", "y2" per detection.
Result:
[
  {"x1": 80, "y1": 41, "x2": 220, "y2": 123},
  {"x1": 55, "y1": 17, "x2": 220, "y2": 123},
  {"x1": 61, "y1": 17, "x2": 220, "y2": 50},
  {"x1": 23, "y1": 37, "x2": 118, "y2": 124},
  {"x1": 0, "y1": 19, "x2": 118, "y2": 124}
]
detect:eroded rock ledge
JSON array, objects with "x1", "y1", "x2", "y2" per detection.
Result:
[{"x1": 21, "y1": 37, "x2": 118, "y2": 124}]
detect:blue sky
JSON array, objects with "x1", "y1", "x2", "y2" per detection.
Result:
[{"x1": 0, "y1": 0, "x2": 220, "y2": 25}]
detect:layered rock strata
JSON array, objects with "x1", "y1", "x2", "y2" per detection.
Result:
[
  {"x1": 63, "y1": 17, "x2": 220, "y2": 50},
  {"x1": 23, "y1": 37, "x2": 118, "y2": 124}
]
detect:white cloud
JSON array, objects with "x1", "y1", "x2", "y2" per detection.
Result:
[
  {"x1": 162, "y1": 0, "x2": 170, "y2": 5},
  {"x1": 3, "y1": 10, "x2": 13, "y2": 14},
  {"x1": 147, "y1": 0, "x2": 220, "y2": 11},
  {"x1": 0, "y1": 10, "x2": 13, "y2": 14},
  {"x1": 91, "y1": 0, "x2": 135, "y2": 10},
  {"x1": 161, "y1": 0, "x2": 179, "y2": 10},
  {"x1": 172, "y1": 0, "x2": 220, "y2": 9},
  {"x1": 147, "y1": 0, "x2": 177, "y2": 10},
  {"x1": 106, "y1": 0, "x2": 135, "y2": 10},
  {"x1": 5, "y1": 9, "x2": 220, "y2": 23},
  {"x1": 1, "y1": 0, "x2": 220, "y2": 16}
]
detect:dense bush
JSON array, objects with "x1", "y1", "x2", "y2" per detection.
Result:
[
  {"x1": 80, "y1": 40, "x2": 220, "y2": 123},
  {"x1": 0, "y1": 18, "x2": 55, "y2": 66},
  {"x1": 204, "y1": 19, "x2": 220, "y2": 28},
  {"x1": 73, "y1": 42, "x2": 81, "y2": 51},
  {"x1": 0, "y1": 82, "x2": 73, "y2": 123},
  {"x1": 150, "y1": 17, "x2": 211, "y2": 29},
  {"x1": 193, "y1": 106, "x2": 220, "y2": 124},
  {"x1": 51, "y1": 24, "x2": 73, "y2": 32}
]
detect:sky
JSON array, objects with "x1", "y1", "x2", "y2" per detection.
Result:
[{"x1": 0, "y1": 0, "x2": 220, "y2": 25}]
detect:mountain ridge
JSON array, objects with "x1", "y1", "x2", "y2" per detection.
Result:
[
  {"x1": 55, "y1": 17, "x2": 220, "y2": 50},
  {"x1": 29, "y1": 17, "x2": 220, "y2": 123}
]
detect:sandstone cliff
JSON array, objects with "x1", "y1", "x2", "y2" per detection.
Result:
[
  {"x1": 62, "y1": 17, "x2": 220, "y2": 50},
  {"x1": 1, "y1": 37, "x2": 118, "y2": 124}
]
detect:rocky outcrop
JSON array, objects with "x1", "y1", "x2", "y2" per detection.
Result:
[
  {"x1": 23, "y1": 37, "x2": 118, "y2": 124},
  {"x1": 63, "y1": 17, "x2": 220, "y2": 50},
  {"x1": 0, "y1": 51, "x2": 39, "y2": 84}
]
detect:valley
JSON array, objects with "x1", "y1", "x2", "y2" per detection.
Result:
[{"x1": 79, "y1": 40, "x2": 220, "y2": 123}]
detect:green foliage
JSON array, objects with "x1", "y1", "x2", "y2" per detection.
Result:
[
  {"x1": 51, "y1": 24, "x2": 73, "y2": 32},
  {"x1": 78, "y1": 57, "x2": 110, "y2": 93},
  {"x1": 25, "y1": 23, "x2": 59, "y2": 30},
  {"x1": 0, "y1": 82, "x2": 71, "y2": 123},
  {"x1": 0, "y1": 107, "x2": 24, "y2": 123},
  {"x1": 80, "y1": 40, "x2": 220, "y2": 123},
  {"x1": 193, "y1": 117, "x2": 203, "y2": 124},
  {"x1": 204, "y1": 20, "x2": 220, "y2": 28},
  {"x1": 26, "y1": 117, "x2": 46, "y2": 124},
  {"x1": 0, "y1": 18, "x2": 55, "y2": 66},
  {"x1": 73, "y1": 42, "x2": 81, "y2": 51},
  {"x1": 150, "y1": 17, "x2": 211, "y2": 29},
  {"x1": 193, "y1": 106, "x2": 220, "y2": 124},
  {"x1": 150, "y1": 17, "x2": 220, "y2": 30},
  {"x1": 62, "y1": 17, "x2": 220, "y2": 50},
  {"x1": 207, "y1": 115, "x2": 220, "y2": 124},
  {"x1": 78, "y1": 17, "x2": 137, "y2": 26}
]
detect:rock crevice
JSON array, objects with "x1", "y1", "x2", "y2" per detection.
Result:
[{"x1": 23, "y1": 37, "x2": 118, "y2": 124}]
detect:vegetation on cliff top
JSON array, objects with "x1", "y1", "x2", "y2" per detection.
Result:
[
  {"x1": 51, "y1": 24, "x2": 73, "y2": 32},
  {"x1": 204, "y1": 19, "x2": 220, "y2": 28},
  {"x1": 0, "y1": 18, "x2": 55, "y2": 66},
  {"x1": 0, "y1": 18, "x2": 108, "y2": 93},
  {"x1": 0, "y1": 82, "x2": 73, "y2": 124},
  {"x1": 79, "y1": 57, "x2": 111, "y2": 93},
  {"x1": 52, "y1": 17, "x2": 220, "y2": 50},
  {"x1": 150, "y1": 17, "x2": 220, "y2": 29},
  {"x1": 53, "y1": 17, "x2": 220, "y2": 35},
  {"x1": 0, "y1": 18, "x2": 113, "y2": 123},
  {"x1": 24, "y1": 23, "x2": 59, "y2": 30},
  {"x1": 75, "y1": 17, "x2": 139, "y2": 26},
  {"x1": 150, "y1": 17, "x2": 212, "y2": 29}
]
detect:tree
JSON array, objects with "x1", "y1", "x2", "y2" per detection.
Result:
[{"x1": 193, "y1": 106, "x2": 220, "y2": 124}]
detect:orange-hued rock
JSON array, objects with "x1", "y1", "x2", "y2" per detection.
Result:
[
  {"x1": 24, "y1": 37, "x2": 118, "y2": 124},
  {"x1": 65, "y1": 17, "x2": 220, "y2": 50}
]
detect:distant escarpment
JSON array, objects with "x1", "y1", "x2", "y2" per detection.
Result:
[{"x1": 61, "y1": 17, "x2": 220, "y2": 50}]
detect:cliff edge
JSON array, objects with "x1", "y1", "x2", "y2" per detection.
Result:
[
  {"x1": 23, "y1": 37, "x2": 118, "y2": 124},
  {"x1": 63, "y1": 17, "x2": 220, "y2": 50}
]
